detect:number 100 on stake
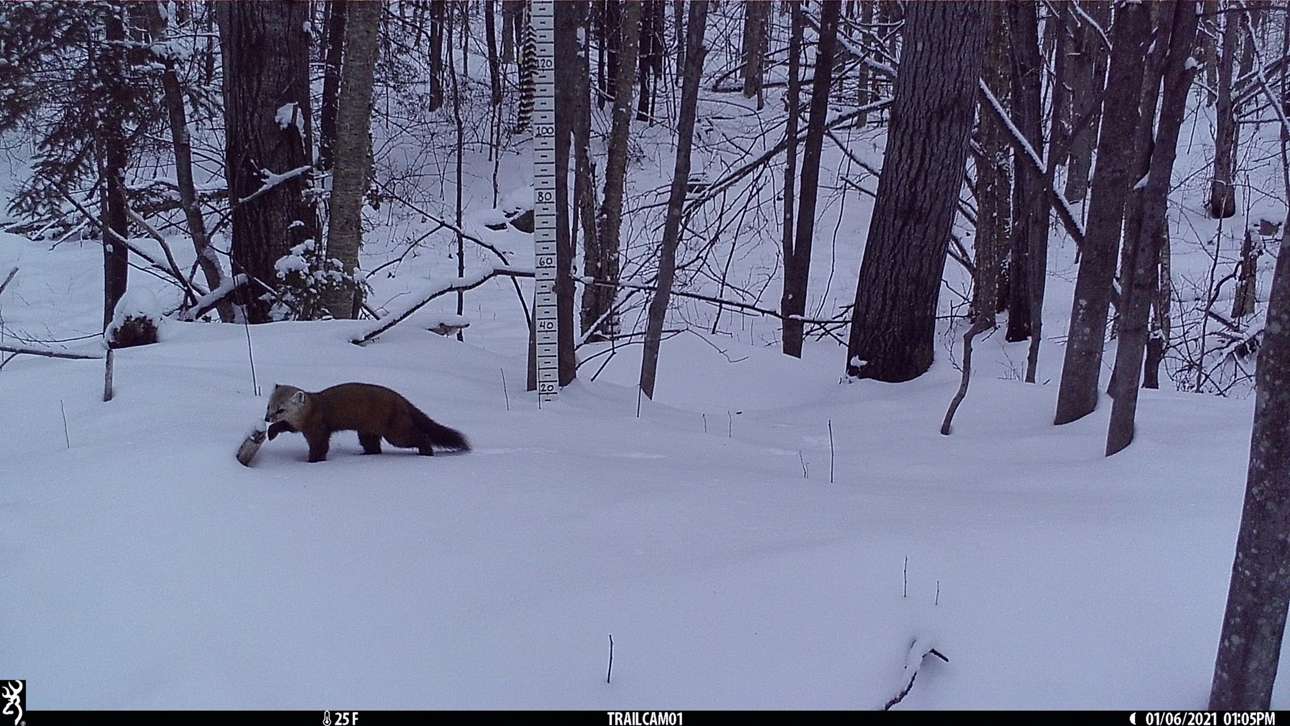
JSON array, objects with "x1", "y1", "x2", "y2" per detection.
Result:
[{"x1": 531, "y1": 0, "x2": 558, "y2": 403}]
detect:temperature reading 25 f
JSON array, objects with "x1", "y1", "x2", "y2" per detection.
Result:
[{"x1": 323, "y1": 711, "x2": 359, "y2": 726}]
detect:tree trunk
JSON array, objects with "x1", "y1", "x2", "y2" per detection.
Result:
[
  {"x1": 639, "y1": 0, "x2": 708, "y2": 400},
  {"x1": 1233, "y1": 227, "x2": 1260, "y2": 318},
  {"x1": 1062, "y1": 0, "x2": 1110, "y2": 204},
  {"x1": 321, "y1": 0, "x2": 380, "y2": 319},
  {"x1": 1143, "y1": 221, "x2": 1171, "y2": 390},
  {"x1": 216, "y1": 0, "x2": 319, "y2": 323},
  {"x1": 973, "y1": 2, "x2": 1010, "y2": 330},
  {"x1": 319, "y1": 0, "x2": 347, "y2": 172},
  {"x1": 779, "y1": 0, "x2": 804, "y2": 346},
  {"x1": 740, "y1": 0, "x2": 768, "y2": 102},
  {"x1": 427, "y1": 0, "x2": 446, "y2": 112},
  {"x1": 573, "y1": 3, "x2": 600, "y2": 341},
  {"x1": 554, "y1": 0, "x2": 582, "y2": 385},
  {"x1": 1209, "y1": 1, "x2": 1240, "y2": 219},
  {"x1": 485, "y1": 0, "x2": 502, "y2": 108},
  {"x1": 99, "y1": 9, "x2": 130, "y2": 331},
  {"x1": 1208, "y1": 215, "x2": 1290, "y2": 709},
  {"x1": 1106, "y1": 0, "x2": 1200, "y2": 456},
  {"x1": 844, "y1": 1, "x2": 987, "y2": 382},
  {"x1": 501, "y1": 0, "x2": 517, "y2": 64},
  {"x1": 604, "y1": 0, "x2": 620, "y2": 103},
  {"x1": 1053, "y1": 0, "x2": 1151, "y2": 425},
  {"x1": 587, "y1": 0, "x2": 642, "y2": 342},
  {"x1": 1004, "y1": 1, "x2": 1044, "y2": 346},
  {"x1": 636, "y1": 0, "x2": 658, "y2": 122},
  {"x1": 145, "y1": 2, "x2": 233, "y2": 322},
  {"x1": 780, "y1": 0, "x2": 839, "y2": 358}
]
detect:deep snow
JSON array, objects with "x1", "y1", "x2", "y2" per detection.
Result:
[{"x1": 0, "y1": 230, "x2": 1281, "y2": 709}]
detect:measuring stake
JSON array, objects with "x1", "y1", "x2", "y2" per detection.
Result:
[{"x1": 531, "y1": 0, "x2": 558, "y2": 404}]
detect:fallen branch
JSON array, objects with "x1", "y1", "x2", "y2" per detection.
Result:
[
  {"x1": 0, "y1": 266, "x2": 17, "y2": 298},
  {"x1": 883, "y1": 641, "x2": 950, "y2": 711},
  {"x1": 354, "y1": 268, "x2": 854, "y2": 347},
  {"x1": 50, "y1": 182, "x2": 202, "y2": 296},
  {"x1": 0, "y1": 344, "x2": 104, "y2": 361},
  {"x1": 183, "y1": 273, "x2": 250, "y2": 321},
  {"x1": 353, "y1": 265, "x2": 526, "y2": 345}
]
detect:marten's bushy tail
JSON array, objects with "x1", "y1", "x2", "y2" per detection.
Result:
[{"x1": 409, "y1": 405, "x2": 470, "y2": 451}]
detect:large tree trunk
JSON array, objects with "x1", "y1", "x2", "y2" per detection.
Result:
[
  {"x1": 844, "y1": 1, "x2": 987, "y2": 382},
  {"x1": 1208, "y1": 2, "x2": 1240, "y2": 219},
  {"x1": 1209, "y1": 216, "x2": 1290, "y2": 709},
  {"x1": 1053, "y1": 0, "x2": 1152, "y2": 425},
  {"x1": 100, "y1": 8, "x2": 130, "y2": 331},
  {"x1": 586, "y1": 0, "x2": 642, "y2": 342},
  {"x1": 1004, "y1": 0, "x2": 1043, "y2": 345},
  {"x1": 1063, "y1": 0, "x2": 1111, "y2": 204},
  {"x1": 639, "y1": 0, "x2": 708, "y2": 400},
  {"x1": 216, "y1": 0, "x2": 319, "y2": 323},
  {"x1": 553, "y1": 0, "x2": 581, "y2": 385},
  {"x1": 146, "y1": 3, "x2": 232, "y2": 322},
  {"x1": 780, "y1": 0, "x2": 839, "y2": 358},
  {"x1": 572, "y1": 2, "x2": 599, "y2": 341},
  {"x1": 1106, "y1": 0, "x2": 1200, "y2": 456},
  {"x1": 321, "y1": 0, "x2": 381, "y2": 319},
  {"x1": 319, "y1": 0, "x2": 347, "y2": 172},
  {"x1": 972, "y1": 1, "x2": 1010, "y2": 330}
]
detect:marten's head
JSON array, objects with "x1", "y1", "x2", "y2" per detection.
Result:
[{"x1": 265, "y1": 384, "x2": 309, "y2": 425}]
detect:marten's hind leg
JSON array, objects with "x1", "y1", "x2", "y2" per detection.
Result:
[
  {"x1": 359, "y1": 432, "x2": 382, "y2": 455},
  {"x1": 384, "y1": 420, "x2": 433, "y2": 456}
]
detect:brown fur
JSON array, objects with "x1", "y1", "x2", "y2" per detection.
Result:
[{"x1": 265, "y1": 382, "x2": 470, "y2": 463}]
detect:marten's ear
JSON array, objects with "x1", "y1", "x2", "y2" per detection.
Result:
[{"x1": 291, "y1": 391, "x2": 306, "y2": 404}]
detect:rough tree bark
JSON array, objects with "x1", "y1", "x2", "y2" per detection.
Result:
[
  {"x1": 639, "y1": 0, "x2": 708, "y2": 400},
  {"x1": 1053, "y1": 0, "x2": 1151, "y2": 425},
  {"x1": 146, "y1": 3, "x2": 232, "y2": 322},
  {"x1": 553, "y1": 0, "x2": 581, "y2": 385},
  {"x1": 779, "y1": 1, "x2": 804, "y2": 348},
  {"x1": 974, "y1": 1, "x2": 1010, "y2": 329},
  {"x1": 216, "y1": 0, "x2": 319, "y2": 323},
  {"x1": 740, "y1": 0, "x2": 768, "y2": 104},
  {"x1": 99, "y1": 8, "x2": 130, "y2": 331},
  {"x1": 1106, "y1": 0, "x2": 1200, "y2": 456},
  {"x1": 1233, "y1": 227, "x2": 1260, "y2": 318},
  {"x1": 1208, "y1": 214, "x2": 1290, "y2": 709},
  {"x1": 1004, "y1": 0, "x2": 1043, "y2": 345},
  {"x1": 321, "y1": 0, "x2": 381, "y2": 319},
  {"x1": 781, "y1": 0, "x2": 839, "y2": 358},
  {"x1": 586, "y1": 0, "x2": 642, "y2": 342},
  {"x1": 1209, "y1": 1, "x2": 1241, "y2": 219},
  {"x1": 844, "y1": 1, "x2": 987, "y2": 382},
  {"x1": 1063, "y1": 0, "x2": 1111, "y2": 204},
  {"x1": 319, "y1": 0, "x2": 347, "y2": 172}
]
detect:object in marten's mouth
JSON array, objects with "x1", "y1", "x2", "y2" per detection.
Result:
[{"x1": 236, "y1": 423, "x2": 268, "y2": 467}]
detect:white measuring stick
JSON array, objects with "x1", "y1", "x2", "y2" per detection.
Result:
[{"x1": 531, "y1": 0, "x2": 558, "y2": 403}]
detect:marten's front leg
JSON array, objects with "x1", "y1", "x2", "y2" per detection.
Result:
[{"x1": 304, "y1": 429, "x2": 331, "y2": 462}]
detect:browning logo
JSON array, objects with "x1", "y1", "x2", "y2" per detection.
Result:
[{"x1": 0, "y1": 680, "x2": 23, "y2": 726}]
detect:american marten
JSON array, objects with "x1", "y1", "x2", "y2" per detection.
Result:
[{"x1": 264, "y1": 383, "x2": 470, "y2": 463}]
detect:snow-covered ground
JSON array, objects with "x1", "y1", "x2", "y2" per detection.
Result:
[{"x1": 0, "y1": 227, "x2": 1279, "y2": 709}]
